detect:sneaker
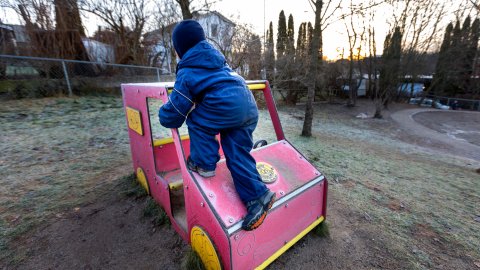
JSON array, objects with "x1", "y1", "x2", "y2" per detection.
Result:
[
  {"x1": 242, "y1": 190, "x2": 276, "y2": 231},
  {"x1": 186, "y1": 157, "x2": 216, "y2": 178}
]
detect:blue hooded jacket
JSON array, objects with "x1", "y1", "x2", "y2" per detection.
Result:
[{"x1": 159, "y1": 41, "x2": 258, "y2": 130}]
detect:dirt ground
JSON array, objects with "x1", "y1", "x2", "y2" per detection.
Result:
[
  {"x1": 17, "y1": 187, "x2": 408, "y2": 270},
  {"x1": 3, "y1": 98, "x2": 480, "y2": 270}
]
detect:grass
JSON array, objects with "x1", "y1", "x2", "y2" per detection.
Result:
[
  {"x1": 118, "y1": 173, "x2": 171, "y2": 227},
  {"x1": 314, "y1": 221, "x2": 330, "y2": 238},
  {"x1": 0, "y1": 96, "x2": 478, "y2": 269},
  {"x1": 143, "y1": 197, "x2": 169, "y2": 227},
  {"x1": 0, "y1": 96, "x2": 132, "y2": 264},
  {"x1": 277, "y1": 106, "x2": 480, "y2": 268},
  {"x1": 181, "y1": 247, "x2": 206, "y2": 270},
  {"x1": 120, "y1": 173, "x2": 148, "y2": 198}
]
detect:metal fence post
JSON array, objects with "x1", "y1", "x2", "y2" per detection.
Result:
[
  {"x1": 156, "y1": 68, "x2": 160, "y2": 81},
  {"x1": 61, "y1": 60, "x2": 73, "y2": 97}
]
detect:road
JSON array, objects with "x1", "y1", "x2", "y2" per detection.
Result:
[{"x1": 391, "y1": 108, "x2": 480, "y2": 162}]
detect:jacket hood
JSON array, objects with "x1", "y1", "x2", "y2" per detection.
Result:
[{"x1": 177, "y1": 41, "x2": 226, "y2": 71}]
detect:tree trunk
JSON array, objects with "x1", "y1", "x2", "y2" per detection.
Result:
[
  {"x1": 374, "y1": 103, "x2": 383, "y2": 118},
  {"x1": 176, "y1": 0, "x2": 193, "y2": 19},
  {"x1": 302, "y1": 0, "x2": 322, "y2": 137}
]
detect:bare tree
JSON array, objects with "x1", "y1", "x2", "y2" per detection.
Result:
[
  {"x1": 368, "y1": 0, "x2": 465, "y2": 117},
  {"x1": 174, "y1": 0, "x2": 214, "y2": 20},
  {"x1": 7, "y1": 0, "x2": 89, "y2": 60},
  {"x1": 470, "y1": 0, "x2": 480, "y2": 11},
  {"x1": 364, "y1": 0, "x2": 379, "y2": 107},
  {"x1": 343, "y1": 0, "x2": 366, "y2": 107},
  {"x1": 80, "y1": 0, "x2": 151, "y2": 64},
  {"x1": 53, "y1": 0, "x2": 89, "y2": 60},
  {"x1": 55, "y1": 0, "x2": 84, "y2": 36},
  {"x1": 302, "y1": 0, "x2": 341, "y2": 137},
  {"x1": 146, "y1": 0, "x2": 181, "y2": 71},
  {"x1": 227, "y1": 24, "x2": 256, "y2": 70},
  {"x1": 175, "y1": 0, "x2": 192, "y2": 19},
  {"x1": 391, "y1": 0, "x2": 447, "y2": 102},
  {"x1": 10, "y1": 0, "x2": 55, "y2": 31},
  {"x1": 14, "y1": 0, "x2": 54, "y2": 56}
]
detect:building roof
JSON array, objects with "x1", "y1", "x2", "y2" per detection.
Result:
[
  {"x1": 194, "y1": 11, "x2": 236, "y2": 26},
  {"x1": 144, "y1": 10, "x2": 236, "y2": 40},
  {"x1": 0, "y1": 24, "x2": 13, "y2": 31}
]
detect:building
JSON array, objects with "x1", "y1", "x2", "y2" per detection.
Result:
[
  {"x1": 144, "y1": 11, "x2": 236, "y2": 73},
  {"x1": 82, "y1": 38, "x2": 115, "y2": 64}
]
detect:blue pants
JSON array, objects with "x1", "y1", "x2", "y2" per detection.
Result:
[{"x1": 188, "y1": 121, "x2": 268, "y2": 203}]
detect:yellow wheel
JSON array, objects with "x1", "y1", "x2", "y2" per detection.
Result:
[
  {"x1": 191, "y1": 226, "x2": 222, "y2": 270},
  {"x1": 136, "y1": 167, "x2": 150, "y2": 194}
]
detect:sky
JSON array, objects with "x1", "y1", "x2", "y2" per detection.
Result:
[
  {"x1": 212, "y1": 0, "x2": 389, "y2": 60},
  {"x1": 0, "y1": 0, "x2": 388, "y2": 60},
  {"x1": 213, "y1": 0, "x2": 477, "y2": 60},
  {"x1": 1, "y1": 0, "x2": 477, "y2": 60}
]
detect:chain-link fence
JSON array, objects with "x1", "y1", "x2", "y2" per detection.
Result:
[{"x1": 0, "y1": 55, "x2": 175, "y2": 99}]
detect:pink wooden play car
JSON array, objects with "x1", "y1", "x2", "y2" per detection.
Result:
[{"x1": 121, "y1": 80, "x2": 328, "y2": 269}]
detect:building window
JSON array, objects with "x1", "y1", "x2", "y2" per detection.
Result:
[{"x1": 211, "y1": 24, "x2": 218, "y2": 37}]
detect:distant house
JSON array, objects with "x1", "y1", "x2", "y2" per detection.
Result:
[
  {"x1": 195, "y1": 11, "x2": 235, "y2": 53},
  {"x1": 337, "y1": 65, "x2": 367, "y2": 97},
  {"x1": 341, "y1": 77, "x2": 367, "y2": 97},
  {"x1": 0, "y1": 23, "x2": 30, "y2": 55},
  {"x1": 82, "y1": 38, "x2": 115, "y2": 64},
  {"x1": 0, "y1": 24, "x2": 16, "y2": 55},
  {"x1": 144, "y1": 11, "x2": 236, "y2": 73},
  {"x1": 10, "y1": 25, "x2": 28, "y2": 48}
]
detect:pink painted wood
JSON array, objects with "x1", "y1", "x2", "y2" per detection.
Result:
[
  {"x1": 122, "y1": 82, "x2": 189, "y2": 240},
  {"x1": 262, "y1": 81, "x2": 285, "y2": 141},
  {"x1": 193, "y1": 140, "x2": 321, "y2": 228},
  {"x1": 229, "y1": 181, "x2": 326, "y2": 269},
  {"x1": 185, "y1": 140, "x2": 327, "y2": 269},
  {"x1": 153, "y1": 139, "x2": 191, "y2": 172}
]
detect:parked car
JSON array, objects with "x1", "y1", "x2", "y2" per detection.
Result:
[{"x1": 409, "y1": 98, "x2": 450, "y2": 110}]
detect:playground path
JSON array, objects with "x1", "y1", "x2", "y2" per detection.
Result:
[{"x1": 391, "y1": 108, "x2": 480, "y2": 162}]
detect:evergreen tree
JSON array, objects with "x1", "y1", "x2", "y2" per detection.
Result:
[
  {"x1": 467, "y1": 18, "x2": 480, "y2": 93},
  {"x1": 286, "y1": 14, "x2": 295, "y2": 56},
  {"x1": 433, "y1": 17, "x2": 479, "y2": 96},
  {"x1": 457, "y1": 16, "x2": 471, "y2": 93},
  {"x1": 434, "y1": 23, "x2": 453, "y2": 94},
  {"x1": 449, "y1": 21, "x2": 463, "y2": 95},
  {"x1": 245, "y1": 34, "x2": 262, "y2": 79},
  {"x1": 296, "y1": 22, "x2": 307, "y2": 70},
  {"x1": 276, "y1": 10, "x2": 287, "y2": 59},
  {"x1": 296, "y1": 23, "x2": 306, "y2": 54},
  {"x1": 377, "y1": 27, "x2": 402, "y2": 117},
  {"x1": 276, "y1": 10, "x2": 288, "y2": 102},
  {"x1": 283, "y1": 14, "x2": 297, "y2": 104},
  {"x1": 265, "y1": 22, "x2": 275, "y2": 85},
  {"x1": 307, "y1": 22, "x2": 313, "y2": 54}
]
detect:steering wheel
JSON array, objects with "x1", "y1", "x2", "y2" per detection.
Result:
[{"x1": 253, "y1": 140, "x2": 268, "y2": 149}]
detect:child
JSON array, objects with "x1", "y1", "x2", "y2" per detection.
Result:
[{"x1": 158, "y1": 20, "x2": 275, "y2": 231}]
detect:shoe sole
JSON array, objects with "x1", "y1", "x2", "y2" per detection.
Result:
[
  {"x1": 265, "y1": 193, "x2": 276, "y2": 211},
  {"x1": 198, "y1": 171, "x2": 215, "y2": 178},
  {"x1": 187, "y1": 160, "x2": 215, "y2": 178},
  {"x1": 244, "y1": 193, "x2": 276, "y2": 231}
]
